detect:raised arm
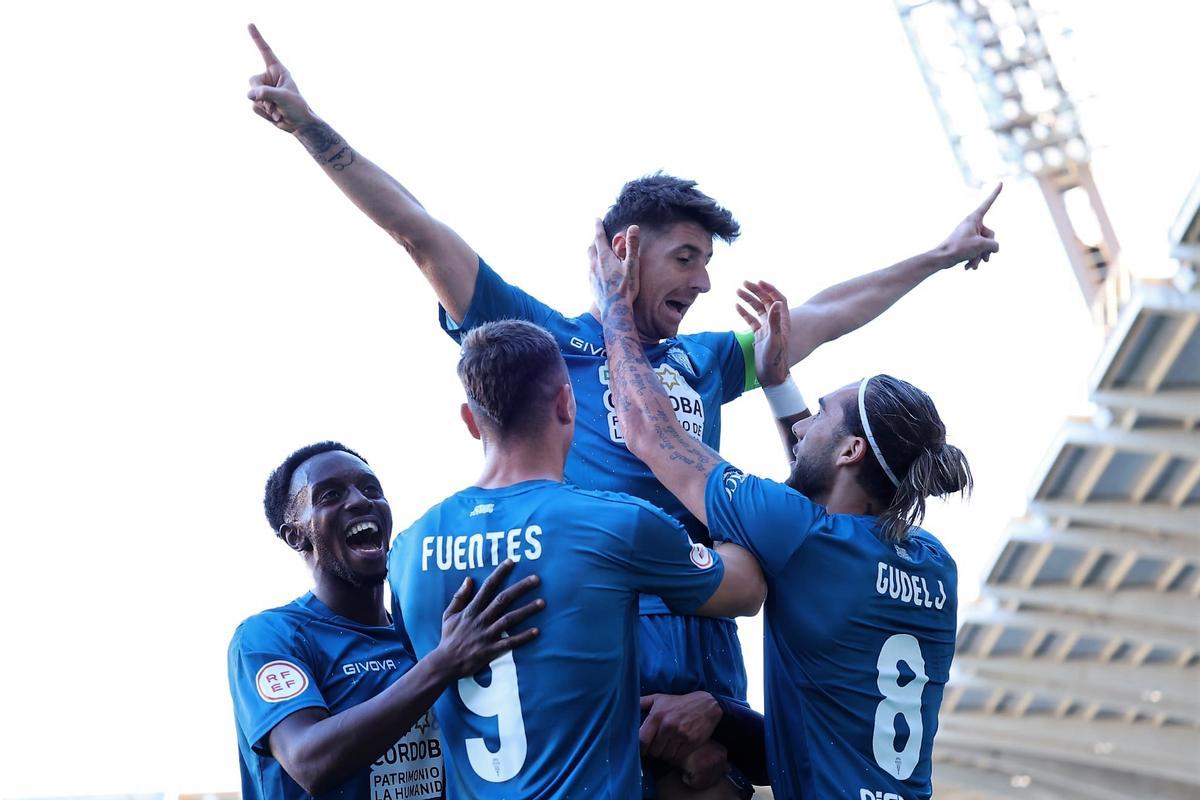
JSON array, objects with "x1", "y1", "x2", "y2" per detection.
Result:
[
  {"x1": 589, "y1": 221, "x2": 720, "y2": 525},
  {"x1": 267, "y1": 561, "x2": 542, "y2": 795},
  {"x1": 246, "y1": 24, "x2": 478, "y2": 321},
  {"x1": 781, "y1": 184, "x2": 1003, "y2": 366},
  {"x1": 736, "y1": 279, "x2": 809, "y2": 463}
]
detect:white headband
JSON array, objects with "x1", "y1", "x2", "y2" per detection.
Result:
[{"x1": 858, "y1": 376, "x2": 901, "y2": 487}]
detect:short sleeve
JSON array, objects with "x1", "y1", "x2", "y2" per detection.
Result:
[
  {"x1": 622, "y1": 505, "x2": 725, "y2": 614},
  {"x1": 705, "y1": 462, "x2": 825, "y2": 578},
  {"x1": 685, "y1": 330, "x2": 754, "y2": 404},
  {"x1": 439, "y1": 258, "x2": 561, "y2": 341},
  {"x1": 228, "y1": 617, "x2": 328, "y2": 753}
]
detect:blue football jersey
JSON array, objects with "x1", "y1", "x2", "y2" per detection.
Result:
[
  {"x1": 704, "y1": 464, "x2": 958, "y2": 800},
  {"x1": 440, "y1": 261, "x2": 753, "y2": 561},
  {"x1": 388, "y1": 479, "x2": 726, "y2": 799},
  {"x1": 228, "y1": 593, "x2": 445, "y2": 800}
]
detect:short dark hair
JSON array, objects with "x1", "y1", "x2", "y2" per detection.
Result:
[
  {"x1": 839, "y1": 375, "x2": 973, "y2": 541},
  {"x1": 457, "y1": 320, "x2": 568, "y2": 440},
  {"x1": 263, "y1": 441, "x2": 367, "y2": 533},
  {"x1": 603, "y1": 173, "x2": 740, "y2": 244}
]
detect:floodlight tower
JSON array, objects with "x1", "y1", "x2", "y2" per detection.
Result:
[
  {"x1": 898, "y1": 4, "x2": 1200, "y2": 798},
  {"x1": 896, "y1": 0, "x2": 1126, "y2": 327}
]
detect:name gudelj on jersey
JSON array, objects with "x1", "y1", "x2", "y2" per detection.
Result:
[{"x1": 599, "y1": 363, "x2": 706, "y2": 442}]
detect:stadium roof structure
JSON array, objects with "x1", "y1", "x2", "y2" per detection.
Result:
[{"x1": 933, "y1": 187, "x2": 1200, "y2": 798}]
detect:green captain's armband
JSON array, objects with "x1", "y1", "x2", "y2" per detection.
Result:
[{"x1": 735, "y1": 329, "x2": 760, "y2": 392}]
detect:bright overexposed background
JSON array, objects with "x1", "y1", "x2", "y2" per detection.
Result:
[{"x1": 1, "y1": 1, "x2": 1196, "y2": 796}]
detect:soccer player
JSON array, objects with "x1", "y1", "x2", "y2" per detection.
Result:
[
  {"x1": 388, "y1": 319, "x2": 767, "y2": 799},
  {"x1": 229, "y1": 441, "x2": 544, "y2": 800},
  {"x1": 590, "y1": 225, "x2": 969, "y2": 800},
  {"x1": 244, "y1": 24, "x2": 999, "y2": 794}
]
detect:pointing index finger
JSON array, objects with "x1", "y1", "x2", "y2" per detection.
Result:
[
  {"x1": 974, "y1": 182, "x2": 1003, "y2": 219},
  {"x1": 248, "y1": 23, "x2": 282, "y2": 67}
]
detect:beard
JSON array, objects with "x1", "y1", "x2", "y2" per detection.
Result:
[
  {"x1": 311, "y1": 538, "x2": 387, "y2": 588},
  {"x1": 787, "y1": 441, "x2": 836, "y2": 500}
]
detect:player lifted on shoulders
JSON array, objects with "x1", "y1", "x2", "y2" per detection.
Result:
[
  {"x1": 228, "y1": 442, "x2": 543, "y2": 800},
  {"x1": 244, "y1": 24, "x2": 998, "y2": 797},
  {"x1": 590, "y1": 225, "x2": 971, "y2": 800},
  {"x1": 388, "y1": 319, "x2": 766, "y2": 798}
]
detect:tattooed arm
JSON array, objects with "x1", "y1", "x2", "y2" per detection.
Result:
[
  {"x1": 589, "y1": 221, "x2": 764, "y2": 615},
  {"x1": 245, "y1": 24, "x2": 477, "y2": 322},
  {"x1": 588, "y1": 221, "x2": 721, "y2": 525}
]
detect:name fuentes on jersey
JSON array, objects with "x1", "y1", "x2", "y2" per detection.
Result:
[
  {"x1": 421, "y1": 525, "x2": 543, "y2": 571},
  {"x1": 875, "y1": 562, "x2": 947, "y2": 611}
]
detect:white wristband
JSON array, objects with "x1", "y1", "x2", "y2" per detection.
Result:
[{"x1": 763, "y1": 375, "x2": 808, "y2": 418}]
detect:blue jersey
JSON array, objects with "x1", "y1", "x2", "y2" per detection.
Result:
[
  {"x1": 441, "y1": 261, "x2": 754, "y2": 562},
  {"x1": 389, "y1": 479, "x2": 725, "y2": 799},
  {"x1": 705, "y1": 465, "x2": 958, "y2": 800},
  {"x1": 228, "y1": 593, "x2": 445, "y2": 800}
]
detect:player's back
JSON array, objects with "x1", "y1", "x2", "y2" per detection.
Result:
[
  {"x1": 766, "y1": 518, "x2": 957, "y2": 799},
  {"x1": 389, "y1": 478, "x2": 723, "y2": 799}
]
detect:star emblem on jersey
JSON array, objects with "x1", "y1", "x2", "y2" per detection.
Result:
[
  {"x1": 655, "y1": 364, "x2": 681, "y2": 390},
  {"x1": 689, "y1": 541, "x2": 715, "y2": 569}
]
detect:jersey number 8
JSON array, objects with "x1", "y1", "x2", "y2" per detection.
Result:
[
  {"x1": 458, "y1": 648, "x2": 528, "y2": 782},
  {"x1": 872, "y1": 633, "x2": 928, "y2": 780}
]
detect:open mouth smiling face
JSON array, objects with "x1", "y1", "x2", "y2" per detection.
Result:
[
  {"x1": 344, "y1": 517, "x2": 385, "y2": 557},
  {"x1": 289, "y1": 450, "x2": 394, "y2": 582}
]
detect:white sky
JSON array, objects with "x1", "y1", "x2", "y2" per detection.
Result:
[{"x1": 1, "y1": 1, "x2": 1196, "y2": 796}]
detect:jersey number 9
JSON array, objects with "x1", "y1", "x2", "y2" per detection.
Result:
[{"x1": 458, "y1": 648, "x2": 528, "y2": 782}]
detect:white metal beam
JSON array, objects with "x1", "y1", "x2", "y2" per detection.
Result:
[
  {"x1": 1058, "y1": 422, "x2": 1200, "y2": 459},
  {"x1": 951, "y1": 657, "x2": 1200, "y2": 719},
  {"x1": 1029, "y1": 500, "x2": 1200, "y2": 539},
  {"x1": 1092, "y1": 388, "x2": 1200, "y2": 419},
  {"x1": 985, "y1": 585, "x2": 1200, "y2": 630},
  {"x1": 961, "y1": 607, "x2": 1199, "y2": 652},
  {"x1": 1004, "y1": 521, "x2": 1198, "y2": 562},
  {"x1": 937, "y1": 715, "x2": 1199, "y2": 785}
]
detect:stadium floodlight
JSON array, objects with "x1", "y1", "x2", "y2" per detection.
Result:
[{"x1": 896, "y1": 0, "x2": 1126, "y2": 328}]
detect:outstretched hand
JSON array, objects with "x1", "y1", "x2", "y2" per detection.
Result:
[
  {"x1": 736, "y1": 280, "x2": 790, "y2": 388},
  {"x1": 589, "y1": 220, "x2": 640, "y2": 316},
  {"x1": 436, "y1": 559, "x2": 543, "y2": 677},
  {"x1": 246, "y1": 24, "x2": 316, "y2": 133},
  {"x1": 936, "y1": 183, "x2": 1003, "y2": 270}
]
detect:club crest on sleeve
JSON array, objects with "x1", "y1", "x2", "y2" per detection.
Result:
[
  {"x1": 255, "y1": 660, "x2": 309, "y2": 703},
  {"x1": 689, "y1": 541, "x2": 715, "y2": 569},
  {"x1": 723, "y1": 469, "x2": 747, "y2": 500},
  {"x1": 666, "y1": 346, "x2": 696, "y2": 377}
]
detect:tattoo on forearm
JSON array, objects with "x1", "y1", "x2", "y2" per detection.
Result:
[
  {"x1": 325, "y1": 146, "x2": 355, "y2": 171},
  {"x1": 600, "y1": 302, "x2": 720, "y2": 477},
  {"x1": 296, "y1": 122, "x2": 357, "y2": 171}
]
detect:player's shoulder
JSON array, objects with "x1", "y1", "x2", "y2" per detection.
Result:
[
  {"x1": 670, "y1": 329, "x2": 738, "y2": 361},
  {"x1": 230, "y1": 595, "x2": 316, "y2": 652},
  {"x1": 903, "y1": 527, "x2": 958, "y2": 576},
  {"x1": 559, "y1": 483, "x2": 684, "y2": 530},
  {"x1": 718, "y1": 464, "x2": 820, "y2": 509}
]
